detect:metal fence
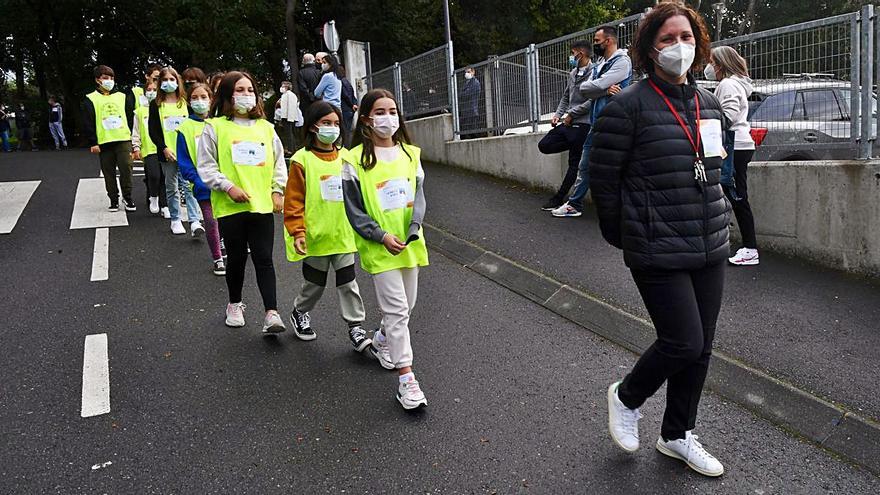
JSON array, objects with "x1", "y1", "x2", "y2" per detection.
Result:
[{"x1": 365, "y1": 6, "x2": 879, "y2": 159}]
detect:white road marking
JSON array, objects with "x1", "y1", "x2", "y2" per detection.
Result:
[
  {"x1": 70, "y1": 178, "x2": 128, "y2": 230},
  {"x1": 81, "y1": 334, "x2": 110, "y2": 418},
  {"x1": 90, "y1": 228, "x2": 109, "y2": 281},
  {"x1": 0, "y1": 181, "x2": 40, "y2": 234}
]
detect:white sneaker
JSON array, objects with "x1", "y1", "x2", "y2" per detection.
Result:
[
  {"x1": 728, "y1": 247, "x2": 759, "y2": 266},
  {"x1": 170, "y1": 220, "x2": 186, "y2": 235},
  {"x1": 262, "y1": 310, "x2": 287, "y2": 334},
  {"x1": 161, "y1": 207, "x2": 171, "y2": 219},
  {"x1": 149, "y1": 196, "x2": 160, "y2": 214},
  {"x1": 369, "y1": 329, "x2": 395, "y2": 370},
  {"x1": 607, "y1": 381, "x2": 642, "y2": 452},
  {"x1": 225, "y1": 302, "x2": 246, "y2": 327},
  {"x1": 191, "y1": 221, "x2": 205, "y2": 238},
  {"x1": 397, "y1": 374, "x2": 427, "y2": 410},
  {"x1": 551, "y1": 202, "x2": 582, "y2": 218},
  {"x1": 656, "y1": 431, "x2": 725, "y2": 477}
]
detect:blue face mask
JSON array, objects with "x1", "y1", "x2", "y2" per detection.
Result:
[
  {"x1": 316, "y1": 125, "x2": 340, "y2": 144},
  {"x1": 569, "y1": 55, "x2": 578, "y2": 68},
  {"x1": 190, "y1": 99, "x2": 210, "y2": 115},
  {"x1": 160, "y1": 80, "x2": 178, "y2": 93}
]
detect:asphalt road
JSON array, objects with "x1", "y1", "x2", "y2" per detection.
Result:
[{"x1": 0, "y1": 150, "x2": 877, "y2": 493}]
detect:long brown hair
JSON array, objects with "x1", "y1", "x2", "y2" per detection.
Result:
[
  {"x1": 631, "y1": 1, "x2": 711, "y2": 74},
  {"x1": 156, "y1": 67, "x2": 187, "y2": 107},
  {"x1": 210, "y1": 71, "x2": 266, "y2": 120},
  {"x1": 351, "y1": 88, "x2": 412, "y2": 170}
]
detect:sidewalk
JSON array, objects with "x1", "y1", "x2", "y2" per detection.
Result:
[{"x1": 423, "y1": 161, "x2": 880, "y2": 466}]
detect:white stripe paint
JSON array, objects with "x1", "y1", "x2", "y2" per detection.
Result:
[
  {"x1": 81, "y1": 334, "x2": 110, "y2": 418},
  {"x1": 70, "y1": 178, "x2": 128, "y2": 230},
  {"x1": 90, "y1": 228, "x2": 109, "y2": 281},
  {"x1": 0, "y1": 181, "x2": 40, "y2": 234}
]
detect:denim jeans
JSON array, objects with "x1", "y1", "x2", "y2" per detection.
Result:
[
  {"x1": 161, "y1": 161, "x2": 201, "y2": 222},
  {"x1": 566, "y1": 131, "x2": 594, "y2": 211},
  {"x1": 0, "y1": 130, "x2": 10, "y2": 152}
]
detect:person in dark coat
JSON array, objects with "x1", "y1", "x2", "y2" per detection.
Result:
[
  {"x1": 589, "y1": 2, "x2": 731, "y2": 478},
  {"x1": 460, "y1": 67, "x2": 482, "y2": 134},
  {"x1": 297, "y1": 53, "x2": 323, "y2": 114}
]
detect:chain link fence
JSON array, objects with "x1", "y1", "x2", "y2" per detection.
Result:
[{"x1": 365, "y1": 45, "x2": 451, "y2": 119}]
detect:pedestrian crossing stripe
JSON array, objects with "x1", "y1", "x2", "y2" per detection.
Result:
[{"x1": 0, "y1": 181, "x2": 40, "y2": 234}]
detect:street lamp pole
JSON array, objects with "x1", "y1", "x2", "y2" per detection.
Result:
[{"x1": 443, "y1": 0, "x2": 460, "y2": 140}]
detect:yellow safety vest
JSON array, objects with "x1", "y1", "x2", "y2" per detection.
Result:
[
  {"x1": 134, "y1": 106, "x2": 157, "y2": 157},
  {"x1": 209, "y1": 117, "x2": 277, "y2": 218},
  {"x1": 157, "y1": 101, "x2": 188, "y2": 151},
  {"x1": 86, "y1": 91, "x2": 131, "y2": 144},
  {"x1": 132, "y1": 86, "x2": 148, "y2": 108}
]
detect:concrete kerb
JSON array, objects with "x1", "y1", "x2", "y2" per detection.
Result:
[{"x1": 424, "y1": 223, "x2": 880, "y2": 475}]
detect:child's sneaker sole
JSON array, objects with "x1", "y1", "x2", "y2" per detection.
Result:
[
  {"x1": 370, "y1": 346, "x2": 396, "y2": 370},
  {"x1": 397, "y1": 393, "x2": 427, "y2": 410},
  {"x1": 225, "y1": 319, "x2": 245, "y2": 328}
]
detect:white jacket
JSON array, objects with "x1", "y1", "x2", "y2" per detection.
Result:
[{"x1": 714, "y1": 76, "x2": 755, "y2": 150}]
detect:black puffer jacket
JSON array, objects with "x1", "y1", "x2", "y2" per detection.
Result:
[{"x1": 589, "y1": 71, "x2": 731, "y2": 271}]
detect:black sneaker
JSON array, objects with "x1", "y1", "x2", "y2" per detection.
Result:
[
  {"x1": 109, "y1": 200, "x2": 119, "y2": 212},
  {"x1": 123, "y1": 198, "x2": 136, "y2": 211},
  {"x1": 289, "y1": 308, "x2": 316, "y2": 341},
  {"x1": 348, "y1": 325, "x2": 372, "y2": 352},
  {"x1": 541, "y1": 198, "x2": 563, "y2": 211}
]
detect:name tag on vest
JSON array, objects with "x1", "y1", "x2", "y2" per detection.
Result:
[
  {"x1": 320, "y1": 175, "x2": 343, "y2": 202},
  {"x1": 376, "y1": 177, "x2": 413, "y2": 212},
  {"x1": 163, "y1": 116, "x2": 186, "y2": 132},
  {"x1": 102, "y1": 116, "x2": 123, "y2": 130},
  {"x1": 231, "y1": 141, "x2": 267, "y2": 166}
]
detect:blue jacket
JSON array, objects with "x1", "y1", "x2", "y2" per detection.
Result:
[{"x1": 176, "y1": 114, "x2": 210, "y2": 201}]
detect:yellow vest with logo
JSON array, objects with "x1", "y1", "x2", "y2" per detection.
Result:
[
  {"x1": 158, "y1": 101, "x2": 188, "y2": 150},
  {"x1": 87, "y1": 91, "x2": 131, "y2": 144},
  {"x1": 177, "y1": 118, "x2": 206, "y2": 167},
  {"x1": 283, "y1": 147, "x2": 357, "y2": 262},
  {"x1": 134, "y1": 106, "x2": 157, "y2": 157},
  {"x1": 132, "y1": 86, "x2": 148, "y2": 108},
  {"x1": 209, "y1": 117, "x2": 277, "y2": 218},
  {"x1": 346, "y1": 144, "x2": 429, "y2": 274}
]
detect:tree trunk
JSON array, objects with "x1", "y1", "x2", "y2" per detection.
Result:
[
  {"x1": 15, "y1": 44, "x2": 26, "y2": 99},
  {"x1": 285, "y1": 0, "x2": 298, "y2": 84},
  {"x1": 738, "y1": 0, "x2": 758, "y2": 36}
]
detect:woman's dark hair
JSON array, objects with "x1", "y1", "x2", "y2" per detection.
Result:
[
  {"x1": 210, "y1": 71, "x2": 266, "y2": 120},
  {"x1": 323, "y1": 54, "x2": 344, "y2": 79},
  {"x1": 182, "y1": 67, "x2": 207, "y2": 84},
  {"x1": 351, "y1": 88, "x2": 412, "y2": 171},
  {"x1": 631, "y1": 1, "x2": 711, "y2": 73},
  {"x1": 209, "y1": 71, "x2": 225, "y2": 92},
  {"x1": 303, "y1": 100, "x2": 343, "y2": 151}
]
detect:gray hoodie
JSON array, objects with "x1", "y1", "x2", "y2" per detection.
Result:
[
  {"x1": 714, "y1": 75, "x2": 755, "y2": 150},
  {"x1": 554, "y1": 64, "x2": 593, "y2": 125}
]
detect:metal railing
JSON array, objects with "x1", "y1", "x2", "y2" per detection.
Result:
[{"x1": 365, "y1": 6, "x2": 879, "y2": 159}]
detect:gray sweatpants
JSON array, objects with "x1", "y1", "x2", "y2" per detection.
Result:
[
  {"x1": 294, "y1": 253, "x2": 365, "y2": 327},
  {"x1": 373, "y1": 267, "x2": 419, "y2": 369}
]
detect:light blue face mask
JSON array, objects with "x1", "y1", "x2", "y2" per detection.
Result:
[
  {"x1": 160, "y1": 80, "x2": 178, "y2": 93},
  {"x1": 316, "y1": 125, "x2": 340, "y2": 144},
  {"x1": 569, "y1": 55, "x2": 578, "y2": 68},
  {"x1": 190, "y1": 99, "x2": 210, "y2": 114}
]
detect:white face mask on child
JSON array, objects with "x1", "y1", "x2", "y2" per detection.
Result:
[{"x1": 371, "y1": 114, "x2": 399, "y2": 139}]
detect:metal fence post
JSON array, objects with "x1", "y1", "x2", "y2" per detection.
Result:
[
  {"x1": 392, "y1": 62, "x2": 403, "y2": 104},
  {"x1": 876, "y1": 5, "x2": 880, "y2": 158},
  {"x1": 448, "y1": 41, "x2": 461, "y2": 141},
  {"x1": 365, "y1": 42, "x2": 373, "y2": 90},
  {"x1": 526, "y1": 44, "x2": 538, "y2": 133},
  {"x1": 531, "y1": 44, "x2": 542, "y2": 129},
  {"x1": 860, "y1": 4, "x2": 874, "y2": 159},
  {"x1": 850, "y1": 14, "x2": 861, "y2": 156}
]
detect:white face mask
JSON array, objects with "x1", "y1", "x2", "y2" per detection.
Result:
[
  {"x1": 703, "y1": 63, "x2": 716, "y2": 81},
  {"x1": 190, "y1": 99, "x2": 210, "y2": 115},
  {"x1": 100, "y1": 79, "x2": 115, "y2": 91},
  {"x1": 279, "y1": 87, "x2": 287, "y2": 94},
  {"x1": 321, "y1": 63, "x2": 330, "y2": 72},
  {"x1": 233, "y1": 95, "x2": 256, "y2": 113},
  {"x1": 654, "y1": 42, "x2": 696, "y2": 78},
  {"x1": 464, "y1": 72, "x2": 474, "y2": 80},
  {"x1": 371, "y1": 114, "x2": 399, "y2": 139},
  {"x1": 145, "y1": 90, "x2": 158, "y2": 101}
]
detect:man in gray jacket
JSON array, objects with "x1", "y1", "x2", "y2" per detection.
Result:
[
  {"x1": 551, "y1": 25, "x2": 632, "y2": 217},
  {"x1": 538, "y1": 40, "x2": 594, "y2": 210}
]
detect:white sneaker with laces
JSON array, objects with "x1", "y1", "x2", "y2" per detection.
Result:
[
  {"x1": 225, "y1": 302, "x2": 246, "y2": 327},
  {"x1": 607, "y1": 381, "x2": 642, "y2": 452},
  {"x1": 656, "y1": 431, "x2": 725, "y2": 477},
  {"x1": 170, "y1": 220, "x2": 186, "y2": 235},
  {"x1": 370, "y1": 329, "x2": 395, "y2": 370},
  {"x1": 161, "y1": 207, "x2": 171, "y2": 219},
  {"x1": 262, "y1": 310, "x2": 287, "y2": 334},
  {"x1": 149, "y1": 196, "x2": 160, "y2": 214},
  {"x1": 397, "y1": 374, "x2": 427, "y2": 410},
  {"x1": 191, "y1": 221, "x2": 205, "y2": 238},
  {"x1": 728, "y1": 247, "x2": 759, "y2": 266},
  {"x1": 551, "y1": 202, "x2": 582, "y2": 218}
]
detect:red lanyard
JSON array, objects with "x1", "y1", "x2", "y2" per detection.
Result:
[{"x1": 648, "y1": 79, "x2": 701, "y2": 159}]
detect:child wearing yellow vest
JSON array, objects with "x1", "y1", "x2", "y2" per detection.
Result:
[
  {"x1": 131, "y1": 80, "x2": 167, "y2": 215},
  {"x1": 148, "y1": 66, "x2": 203, "y2": 236},
  {"x1": 342, "y1": 89, "x2": 429, "y2": 410},
  {"x1": 283, "y1": 101, "x2": 369, "y2": 350},
  {"x1": 197, "y1": 71, "x2": 287, "y2": 334},
  {"x1": 84, "y1": 65, "x2": 136, "y2": 212},
  {"x1": 177, "y1": 83, "x2": 225, "y2": 276}
]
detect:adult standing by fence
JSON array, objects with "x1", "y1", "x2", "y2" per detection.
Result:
[
  {"x1": 15, "y1": 103, "x2": 37, "y2": 152},
  {"x1": 538, "y1": 40, "x2": 594, "y2": 211},
  {"x1": 706, "y1": 46, "x2": 759, "y2": 266},
  {"x1": 590, "y1": 2, "x2": 730, "y2": 477},
  {"x1": 551, "y1": 25, "x2": 632, "y2": 218},
  {"x1": 460, "y1": 67, "x2": 482, "y2": 135},
  {"x1": 339, "y1": 65, "x2": 358, "y2": 147},
  {"x1": 47, "y1": 96, "x2": 68, "y2": 151}
]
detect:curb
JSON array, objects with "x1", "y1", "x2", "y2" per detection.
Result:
[{"x1": 425, "y1": 223, "x2": 880, "y2": 475}]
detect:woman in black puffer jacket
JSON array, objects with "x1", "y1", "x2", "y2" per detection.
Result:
[{"x1": 589, "y1": 2, "x2": 731, "y2": 477}]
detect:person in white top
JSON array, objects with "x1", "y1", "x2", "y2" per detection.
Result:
[
  {"x1": 706, "y1": 45, "x2": 759, "y2": 266},
  {"x1": 278, "y1": 81, "x2": 303, "y2": 156}
]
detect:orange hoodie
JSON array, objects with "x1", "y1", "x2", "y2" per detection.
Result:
[{"x1": 283, "y1": 147, "x2": 340, "y2": 240}]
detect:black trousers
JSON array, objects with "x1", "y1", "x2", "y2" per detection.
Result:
[
  {"x1": 217, "y1": 212, "x2": 277, "y2": 311},
  {"x1": 618, "y1": 262, "x2": 725, "y2": 441},
  {"x1": 143, "y1": 154, "x2": 167, "y2": 207},
  {"x1": 538, "y1": 124, "x2": 590, "y2": 203},
  {"x1": 99, "y1": 141, "x2": 133, "y2": 201},
  {"x1": 723, "y1": 150, "x2": 757, "y2": 249}
]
